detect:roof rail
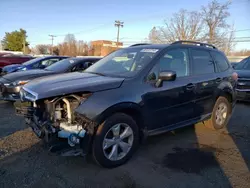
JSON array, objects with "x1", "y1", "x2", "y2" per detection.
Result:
[
  {"x1": 172, "y1": 41, "x2": 217, "y2": 49},
  {"x1": 129, "y1": 43, "x2": 151, "y2": 47}
]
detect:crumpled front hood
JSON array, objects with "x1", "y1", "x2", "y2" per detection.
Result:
[
  {"x1": 22, "y1": 72, "x2": 125, "y2": 100},
  {"x1": 2, "y1": 69, "x2": 54, "y2": 82},
  {"x1": 2, "y1": 64, "x2": 24, "y2": 73},
  {"x1": 235, "y1": 70, "x2": 250, "y2": 79}
]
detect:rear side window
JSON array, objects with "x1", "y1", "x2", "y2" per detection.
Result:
[
  {"x1": 211, "y1": 52, "x2": 229, "y2": 72},
  {"x1": 191, "y1": 49, "x2": 215, "y2": 75}
]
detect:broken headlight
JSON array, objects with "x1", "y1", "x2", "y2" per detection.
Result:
[{"x1": 20, "y1": 88, "x2": 38, "y2": 102}]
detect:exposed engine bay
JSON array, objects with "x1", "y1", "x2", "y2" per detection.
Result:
[{"x1": 16, "y1": 94, "x2": 93, "y2": 156}]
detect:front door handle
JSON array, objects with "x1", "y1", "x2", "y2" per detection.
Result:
[
  {"x1": 216, "y1": 78, "x2": 222, "y2": 83},
  {"x1": 186, "y1": 83, "x2": 195, "y2": 90}
]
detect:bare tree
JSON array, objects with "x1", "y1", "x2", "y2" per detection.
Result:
[
  {"x1": 232, "y1": 49, "x2": 250, "y2": 56},
  {"x1": 76, "y1": 40, "x2": 89, "y2": 56},
  {"x1": 60, "y1": 34, "x2": 77, "y2": 56},
  {"x1": 201, "y1": 0, "x2": 234, "y2": 52},
  {"x1": 34, "y1": 44, "x2": 50, "y2": 54},
  {"x1": 222, "y1": 25, "x2": 236, "y2": 55},
  {"x1": 148, "y1": 27, "x2": 163, "y2": 43},
  {"x1": 148, "y1": 9, "x2": 204, "y2": 43}
]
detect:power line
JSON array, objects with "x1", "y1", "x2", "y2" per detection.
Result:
[
  {"x1": 54, "y1": 23, "x2": 111, "y2": 37},
  {"x1": 234, "y1": 29, "x2": 250, "y2": 32},
  {"x1": 232, "y1": 0, "x2": 250, "y2": 4}
]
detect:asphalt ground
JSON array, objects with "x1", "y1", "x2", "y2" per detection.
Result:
[{"x1": 0, "y1": 101, "x2": 250, "y2": 188}]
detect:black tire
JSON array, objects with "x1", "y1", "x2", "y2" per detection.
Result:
[
  {"x1": 204, "y1": 96, "x2": 232, "y2": 130},
  {"x1": 92, "y1": 113, "x2": 139, "y2": 168}
]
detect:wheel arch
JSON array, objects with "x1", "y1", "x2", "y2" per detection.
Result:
[
  {"x1": 214, "y1": 86, "x2": 234, "y2": 114},
  {"x1": 95, "y1": 102, "x2": 146, "y2": 139},
  {"x1": 216, "y1": 87, "x2": 234, "y2": 103}
]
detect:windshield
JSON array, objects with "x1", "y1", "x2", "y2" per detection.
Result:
[
  {"x1": 45, "y1": 58, "x2": 76, "y2": 72},
  {"x1": 23, "y1": 57, "x2": 44, "y2": 66},
  {"x1": 84, "y1": 47, "x2": 160, "y2": 77},
  {"x1": 234, "y1": 58, "x2": 249, "y2": 70}
]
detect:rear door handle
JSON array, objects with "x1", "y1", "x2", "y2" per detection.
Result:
[
  {"x1": 186, "y1": 83, "x2": 195, "y2": 90},
  {"x1": 216, "y1": 78, "x2": 222, "y2": 83}
]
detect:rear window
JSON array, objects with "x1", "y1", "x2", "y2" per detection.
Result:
[
  {"x1": 211, "y1": 51, "x2": 229, "y2": 72},
  {"x1": 191, "y1": 49, "x2": 215, "y2": 75}
]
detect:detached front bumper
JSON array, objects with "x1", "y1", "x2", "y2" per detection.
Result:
[
  {"x1": 0, "y1": 84, "x2": 21, "y2": 101},
  {"x1": 14, "y1": 101, "x2": 95, "y2": 156}
]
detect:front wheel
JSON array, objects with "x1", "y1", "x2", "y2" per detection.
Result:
[
  {"x1": 92, "y1": 113, "x2": 139, "y2": 168},
  {"x1": 204, "y1": 96, "x2": 232, "y2": 130}
]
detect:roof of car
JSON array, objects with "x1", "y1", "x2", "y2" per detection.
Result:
[
  {"x1": 67, "y1": 56, "x2": 102, "y2": 61},
  {"x1": 36, "y1": 55, "x2": 68, "y2": 59},
  {"x1": 129, "y1": 44, "x2": 169, "y2": 49},
  {"x1": 128, "y1": 41, "x2": 219, "y2": 51}
]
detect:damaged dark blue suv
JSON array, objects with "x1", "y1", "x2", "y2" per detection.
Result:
[{"x1": 15, "y1": 41, "x2": 237, "y2": 168}]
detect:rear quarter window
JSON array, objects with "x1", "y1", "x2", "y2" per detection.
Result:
[{"x1": 211, "y1": 51, "x2": 229, "y2": 72}]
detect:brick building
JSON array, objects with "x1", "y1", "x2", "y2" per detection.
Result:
[{"x1": 90, "y1": 40, "x2": 123, "y2": 56}]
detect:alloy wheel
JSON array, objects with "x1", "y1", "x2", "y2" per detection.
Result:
[
  {"x1": 215, "y1": 102, "x2": 228, "y2": 126},
  {"x1": 102, "y1": 123, "x2": 134, "y2": 161}
]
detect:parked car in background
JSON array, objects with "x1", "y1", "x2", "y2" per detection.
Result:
[
  {"x1": 0, "y1": 55, "x2": 69, "y2": 75},
  {"x1": 15, "y1": 41, "x2": 237, "y2": 168},
  {"x1": 233, "y1": 56, "x2": 250, "y2": 101},
  {"x1": 0, "y1": 54, "x2": 34, "y2": 69},
  {"x1": 0, "y1": 56, "x2": 101, "y2": 101},
  {"x1": 230, "y1": 62, "x2": 238, "y2": 67},
  {"x1": 0, "y1": 52, "x2": 12, "y2": 57}
]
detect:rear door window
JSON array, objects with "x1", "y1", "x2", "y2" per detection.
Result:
[
  {"x1": 191, "y1": 49, "x2": 215, "y2": 75},
  {"x1": 211, "y1": 51, "x2": 229, "y2": 72}
]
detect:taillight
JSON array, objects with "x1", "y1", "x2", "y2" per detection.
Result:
[{"x1": 232, "y1": 72, "x2": 238, "y2": 81}]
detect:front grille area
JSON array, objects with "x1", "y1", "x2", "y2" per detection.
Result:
[
  {"x1": 237, "y1": 85, "x2": 250, "y2": 90},
  {"x1": 237, "y1": 78, "x2": 250, "y2": 90}
]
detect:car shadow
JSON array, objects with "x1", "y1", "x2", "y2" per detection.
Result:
[
  {"x1": 138, "y1": 124, "x2": 233, "y2": 187},
  {"x1": 226, "y1": 102, "x2": 250, "y2": 171}
]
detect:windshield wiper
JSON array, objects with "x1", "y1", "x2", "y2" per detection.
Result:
[{"x1": 84, "y1": 71, "x2": 106, "y2": 76}]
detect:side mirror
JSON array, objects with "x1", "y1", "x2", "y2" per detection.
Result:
[{"x1": 155, "y1": 70, "x2": 176, "y2": 88}]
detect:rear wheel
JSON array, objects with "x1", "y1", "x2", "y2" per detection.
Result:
[
  {"x1": 204, "y1": 96, "x2": 232, "y2": 130},
  {"x1": 92, "y1": 113, "x2": 139, "y2": 168}
]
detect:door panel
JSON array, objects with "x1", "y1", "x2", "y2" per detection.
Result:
[
  {"x1": 190, "y1": 49, "x2": 217, "y2": 117},
  {"x1": 189, "y1": 74, "x2": 217, "y2": 117},
  {"x1": 142, "y1": 48, "x2": 196, "y2": 130},
  {"x1": 143, "y1": 77, "x2": 196, "y2": 130}
]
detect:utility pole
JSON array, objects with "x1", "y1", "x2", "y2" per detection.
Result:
[
  {"x1": 49, "y1": 34, "x2": 56, "y2": 54},
  {"x1": 114, "y1": 20, "x2": 124, "y2": 47}
]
